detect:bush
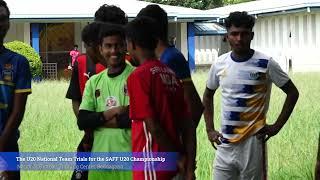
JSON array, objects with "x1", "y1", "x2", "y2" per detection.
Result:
[{"x1": 4, "y1": 41, "x2": 42, "y2": 78}]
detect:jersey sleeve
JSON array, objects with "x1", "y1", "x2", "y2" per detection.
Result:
[
  {"x1": 15, "y1": 56, "x2": 32, "y2": 94},
  {"x1": 206, "y1": 62, "x2": 220, "y2": 90},
  {"x1": 79, "y1": 78, "x2": 95, "y2": 111},
  {"x1": 161, "y1": 52, "x2": 191, "y2": 81},
  {"x1": 66, "y1": 61, "x2": 82, "y2": 101},
  {"x1": 268, "y1": 58, "x2": 290, "y2": 87},
  {"x1": 127, "y1": 72, "x2": 154, "y2": 120}
]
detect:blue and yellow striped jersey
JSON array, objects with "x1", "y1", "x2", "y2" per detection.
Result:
[
  {"x1": 0, "y1": 47, "x2": 31, "y2": 138},
  {"x1": 207, "y1": 51, "x2": 289, "y2": 143}
]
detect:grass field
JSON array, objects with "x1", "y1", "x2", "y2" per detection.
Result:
[{"x1": 19, "y1": 70, "x2": 319, "y2": 180}]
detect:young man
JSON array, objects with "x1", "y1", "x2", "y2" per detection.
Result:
[
  {"x1": 66, "y1": 5, "x2": 128, "y2": 180},
  {"x1": 0, "y1": 1, "x2": 32, "y2": 179},
  {"x1": 137, "y1": 5, "x2": 203, "y2": 127},
  {"x1": 94, "y1": 4, "x2": 138, "y2": 67},
  {"x1": 78, "y1": 23, "x2": 134, "y2": 180},
  {"x1": 203, "y1": 11, "x2": 299, "y2": 180},
  {"x1": 125, "y1": 16, "x2": 196, "y2": 180},
  {"x1": 66, "y1": 4, "x2": 128, "y2": 120}
]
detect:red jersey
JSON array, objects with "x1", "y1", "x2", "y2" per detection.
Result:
[
  {"x1": 127, "y1": 59, "x2": 188, "y2": 180},
  {"x1": 77, "y1": 54, "x2": 105, "y2": 95}
]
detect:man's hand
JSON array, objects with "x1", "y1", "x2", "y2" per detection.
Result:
[
  {"x1": 256, "y1": 124, "x2": 280, "y2": 142},
  {"x1": 207, "y1": 130, "x2": 223, "y2": 149},
  {"x1": 103, "y1": 106, "x2": 128, "y2": 121},
  {"x1": 115, "y1": 106, "x2": 129, "y2": 115}
]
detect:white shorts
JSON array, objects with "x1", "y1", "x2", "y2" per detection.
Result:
[{"x1": 213, "y1": 135, "x2": 267, "y2": 180}]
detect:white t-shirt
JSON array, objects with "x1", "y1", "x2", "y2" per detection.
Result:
[{"x1": 206, "y1": 50, "x2": 289, "y2": 143}]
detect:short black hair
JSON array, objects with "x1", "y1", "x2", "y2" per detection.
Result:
[
  {"x1": 125, "y1": 16, "x2": 158, "y2": 51},
  {"x1": 74, "y1": 44, "x2": 78, "y2": 48},
  {"x1": 94, "y1": 4, "x2": 128, "y2": 25},
  {"x1": 0, "y1": 0, "x2": 10, "y2": 19},
  {"x1": 137, "y1": 4, "x2": 168, "y2": 42},
  {"x1": 225, "y1": 11, "x2": 255, "y2": 30},
  {"x1": 81, "y1": 22, "x2": 102, "y2": 47},
  {"x1": 98, "y1": 23, "x2": 125, "y2": 45}
]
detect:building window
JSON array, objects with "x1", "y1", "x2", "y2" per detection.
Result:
[{"x1": 38, "y1": 23, "x2": 75, "y2": 77}]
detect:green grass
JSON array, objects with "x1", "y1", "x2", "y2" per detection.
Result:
[{"x1": 19, "y1": 71, "x2": 319, "y2": 180}]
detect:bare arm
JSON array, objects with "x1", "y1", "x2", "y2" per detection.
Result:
[
  {"x1": 257, "y1": 80, "x2": 299, "y2": 141},
  {"x1": 274, "y1": 80, "x2": 299, "y2": 128},
  {"x1": 0, "y1": 93, "x2": 29, "y2": 151},
  {"x1": 72, "y1": 100, "x2": 80, "y2": 117},
  {"x1": 203, "y1": 88, "x2": 215, "y2": 132},
  {"x1": 203, "y1": 88, "x2": 222, "y2": 149},
  {"x1": 182, "y1": 80, "x2": 203, "y2": 128},
  {"x1": 275, "y1": 80, "x2": 299, "y2": 130},
  {"x1": 144, "y1": 117, "x2": 176, "y2": 151},
  {"x1": 179, "y1": 117, "x2": 196, "y2": 179}
]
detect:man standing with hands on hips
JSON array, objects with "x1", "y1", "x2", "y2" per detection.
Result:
[{"x1": 203, "y1": 11, "x2": 299, "y2": 180}]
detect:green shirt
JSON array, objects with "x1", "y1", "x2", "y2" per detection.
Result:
[{"x1": 80, "y1": 63, "x2": 134, "y2": 180}]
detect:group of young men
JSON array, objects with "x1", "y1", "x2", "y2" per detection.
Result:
[
  {"x1": 0, "y1": 0, "x2": 314, "y2": 180},
  {"x1": 64, "y1": 3, "x2": 301, "y2": 180},
  {"x1": 66, "y1": 4, "x2": 200, "y2": 180}
]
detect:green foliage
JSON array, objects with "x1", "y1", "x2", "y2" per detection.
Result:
[
  {"x1": 223, "y1": 0, "x2": 253, "y2": 5},
  {"x1": 143, "y1": 0, "x2": 254, "y2": 9},
  {"x1": 143, "y1": 0, "x2": 222, "y2": 9},
  {"x1": 4, "y1": 40, "x2": 42, "y2": 78}
]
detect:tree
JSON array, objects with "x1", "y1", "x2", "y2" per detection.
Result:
[
  {"x1": 142, "y1": 0, "x2": 222, "y2": 9},
  {"x1": 142, "y1": 0, "x2": 254, "y2": 9},
  {"x1": 223, "y1": 0, "x2": 253, "y2": 5},
  {"x1": 4, "y1": 41, "x2": 42, "y2": 78}
]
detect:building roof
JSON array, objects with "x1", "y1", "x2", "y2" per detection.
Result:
[
  {"x1": 206, "y1": 0, "x2": 320, "y2": 18},
  {"x1": 194, "y1": 23, "x2": 226, "y2": 36},
  {"x1": 7, "y1": 0, "x2": 219, "y2": 22}
]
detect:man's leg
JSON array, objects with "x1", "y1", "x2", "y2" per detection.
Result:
[
  {"x1": 238, "y1": 135, "x2": 266, "y2": 180},
  {"x1": 213, "y1": 143, "x2": 238, "y2": 180},
  {"x1": 71, "y1": 132, "x2": 93, "y2": 180}
]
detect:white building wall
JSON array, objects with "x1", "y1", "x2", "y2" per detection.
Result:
[
  {"x1": 180, "y1": 23, "x2": 188, "y2": 60},
  {"x1": 194, "y1": 35, "x2": 228, "y2": 65},
  {"x1": 316, "y1": 14, "x2": 320, "y2": 48},
  {"x1": 74, "y1": 21, "x2": 89, "y2": 53},
  {"x1": 5, "y1": 22, "x2": 27, "y2": 43},
  {"x1": 23, "y1": 23, "x2": 30, "y2": 45},
  {"x1": 252, "y1": 12, "x2": 320, "y2": 72}
]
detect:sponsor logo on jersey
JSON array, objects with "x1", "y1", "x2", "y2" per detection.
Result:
[
  {"x1": 249, "y1": 72, "x2": 260, "y2": 80},
  {"x1": 106, "y1": 96, "x2": 117, "y2": 108},
  {"x1": 2, "y1": 64, "x2": 13, "y2": 82}
]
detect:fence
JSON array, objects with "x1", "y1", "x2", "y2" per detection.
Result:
[{"x1": 42, "y1": 63, "x2": 57, "y2": 79}]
